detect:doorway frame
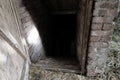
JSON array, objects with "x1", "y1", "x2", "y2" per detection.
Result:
[
  {"x1": 11, "y1": 0, "x2": 94, "y2": 76},
  {"x1": 77, "y1": 0, "x2": 93, "y2": 75}
]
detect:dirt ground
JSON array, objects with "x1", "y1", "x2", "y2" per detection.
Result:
[
  {"x1": 29, "y1": 66, "x2": 86, "y2": 80},
  {"x1": 29, "y1": 66, "x2": 102, "y2": 80}
]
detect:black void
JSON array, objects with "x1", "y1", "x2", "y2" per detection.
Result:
[{"x1": 45, "y1": 13, "x2": 77, "y2": 60}]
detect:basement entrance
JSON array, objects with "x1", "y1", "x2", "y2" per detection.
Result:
[
  {"x1": 22, "y1": 0, "x2": 93, "y2": 75},
  {"x1": 36, "y1": 12, "x2": 80, "y2": 73}
]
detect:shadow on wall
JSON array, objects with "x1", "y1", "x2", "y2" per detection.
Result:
[{"x1": 22, "y1": 0, "x2": 49, "y2": 62}]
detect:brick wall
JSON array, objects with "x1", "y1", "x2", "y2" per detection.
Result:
[{"x1": 87, "y1": 0, "x2": 118, "y2": 76}]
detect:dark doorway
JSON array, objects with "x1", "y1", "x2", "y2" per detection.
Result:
[
  {"x1": 46, "y1": 13, "x2": 77, "y2": 60},
  {"x1": 38, "y1": 12, "x2": 80, "y2": 73},
  {"x1": 22, "y1": 0, "x2": 93, "y2": 75}
]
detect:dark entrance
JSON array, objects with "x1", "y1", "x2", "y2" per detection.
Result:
[
  {"x1": 47, "y1": 13, "x2": 77, "y2": 60},
  {"x1": 40, "y1": 12, "x2": 80, "y2": 73},
  {"x1": 22, "y1": 0, "x2": 93, "y2": 75}
]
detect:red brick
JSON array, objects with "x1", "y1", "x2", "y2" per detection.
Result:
[
  {"x1": 93, "y1": 16, "x2": 112, "y2": 24},
  {"x1": 19, "y1": 7, "x2": 26, "y2": 14},
  {"x1": 21, "y1": 16, "x2": 31, "y2": 23},
  {"x1": 90, "y1": 36, "x2": 101, "y2": 42},
  {"x1": 93, "y1": 9, "x2": 99, "y2": 16},
  {"x1": 95, "y1": 1, "x2": 118, "y2": 9},
  {"x1": 100, "y1": 36, "x2": 112, "y2": 42},
  {"x1": 23, "y1": 21, "x2": 33, "y2": 27},
  {"x1": 92, "y1": 17, "x2": 103, "y2": 23},
  {"x1": 23, "y1": 22, "x2": 33, "y2": 30},
  {"x1": 20, "y1": 12, "x2": 30, "y2": 19},
  {"x1": 91, "y1": 30, "x2": 112, "y2": 36},
  {"x1": 89, "y1": 42, "x2": 108, "y2": 48},
  {"x1": 93, "y1": 8, "x2": 110, "y2": 17},
  {"x1": 102, "y1": 24, "x2": 114, "y2": 30},
  {"x1": 92, "y1": 23, "x2": 102, "y2": 30},
  {"x1": 103, "y1": 17, "x2": 113, "y2": 23},
  {"x1": 98, "y1": 9, "x2": 107, "y2": 16},
  {"x1": 108, "y1": 9, "x2": 118, "y2": 17},
  {"x1": 100, "y1": 1, "x2": 118, "y2": 9}
]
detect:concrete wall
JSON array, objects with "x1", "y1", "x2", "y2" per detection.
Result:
[
  {"x1": 87, "y1": 0, "x2": 118, "y2": 76},
  {"x1": 0, "y1": 0, "x2": 29, "y2": 80}
]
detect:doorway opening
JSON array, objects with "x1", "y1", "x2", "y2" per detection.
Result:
[
  {"x1": 47, "y1": 13, "x2": 77, "y2": 59},
  {"x1": 22, "y1": 0, "x2": 93, "y2": 75},
  {"x1": 37, "y1": 12, "x2": 80, "y2": 73}
]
